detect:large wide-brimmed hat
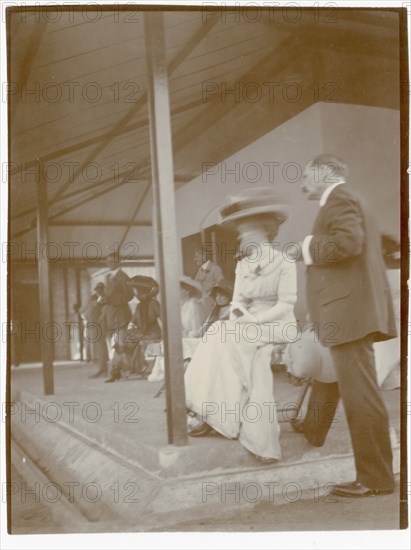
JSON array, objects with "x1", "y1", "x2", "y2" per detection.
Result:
[
  {"x1": 209, "y1": 278, "x2": 234, "y2": 299},
  {"x1": 127, "y1": 275, "x2": 159, "y2": 294},
  {"x1": 180, "y1": 276, "x2": 203, "y2": 298},
  {"x1": 219, "y1": 187, "x2": 289, "y2": 228}
]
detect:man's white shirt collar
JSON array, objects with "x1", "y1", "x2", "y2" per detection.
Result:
[
  {"x1": 319, "y1": 181, "x2": 345, "y2": 207},
  {"x1": 201, "y1": 260, "x2": 211, "y2": 270}
]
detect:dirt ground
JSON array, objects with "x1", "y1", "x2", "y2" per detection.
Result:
[
  {"x1": 156, "y1": 481, "x2": 403, "y2": 532},
  {"x1": 9, "y1": 467, "x2": 403, "y2": 534}
]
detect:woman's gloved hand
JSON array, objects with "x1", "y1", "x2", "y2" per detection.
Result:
[{"x1": 230, "y1": 304, "x2": 258, "y2": 324}]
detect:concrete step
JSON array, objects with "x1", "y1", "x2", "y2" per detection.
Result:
[{"x1": 10, "y1": 388, "x2": 400, "y2": 530}]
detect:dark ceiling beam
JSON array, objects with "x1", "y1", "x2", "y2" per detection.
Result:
[
  {"x1": 12, "y1": 176, "x2": 141, "y2": 238},
  {"x1": 261, "y1": 9, "x2": 398, "y2": 39},
  {"x1": 174, "y1": 174, "x2": 197, "y2": 183},
  {"x1": 48, "y1": 180, "x2": 139, "y2": 221},
  {"x1": 48, "y1": 13, "x2": 220, "y2": 203},
  {"x1": 327, "y1": 9, "x2": 400, "y2": 31},
  {"x1": 11, "y1": 97, "x2": 204, "y2": 176},
  {"x1": 13, "y1": 170, "x2": 196, "y2": 228},
  {"x1": 118, "y1": 183, "x2": 152, "y2": 250},
  {"x1": 49, "y1": 220, "x2": 151, "y2": 227},
  {"x1": 10, "y1": 17, "x2": 48, "y2": 121},
  {"x1": 14, "y1": 177, "x2": 122, "y2": 221},
  {"x1": 315, "y1": 33, "x2": 398, "y2": 60},
  {"x1": 12, "y1": 15, "x2": 220, "y2": 238},
  {"x1": 117, "y1": 37, "x2": 305, "y2": 188},
  {"x1": 10, "y1": 257, "x2": 155, "y2": 267},
  {"x1": 14, "y1": 169, "x2": 196, "y2": 227},
  {"x1": 136, "y1": 34, "x2": 304, "y2": 182},
  {"x1": 118, "y1": 36, "x2": 303, "y2": 187},
  {"x1": 261, "y1": 16, "x2": 398, "y2": 59}
]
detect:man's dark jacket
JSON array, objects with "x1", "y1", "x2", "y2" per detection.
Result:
[{"x1": 306, "y1": 184, "x2": 396, "y2": 347}]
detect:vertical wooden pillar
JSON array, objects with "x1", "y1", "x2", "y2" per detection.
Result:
[
  {"x1": 210, "y1": 229, "x2": 218, "y2": 265},
  {"x1": 36, "y1": 168, "x2": 54, "y2": 394},
  {"x1": 75, "y1": 268, "x2": 84, "y2": 361},
  {"x1": 63, "y1": 265, "x2": 71, "y2": 359},
  {"x1": 144, "y1": 12, "x2": 187, "y2": 446}
]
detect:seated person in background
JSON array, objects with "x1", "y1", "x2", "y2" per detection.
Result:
[
  {"x1": 147, "y1": 276, "x2": 205, "y2": 382},
  {"x1": 106, "y1": 276, "x2": 161, "y2": 382},
  {"x1": 194, "y1": 249, "x2": 224, "y2": 316},
  {"x1": 180, "y1": 276, "x2": 206, "y2": 337},
  {"x1": 192, "y1": 278, "x2": 233, "y2": 338}
]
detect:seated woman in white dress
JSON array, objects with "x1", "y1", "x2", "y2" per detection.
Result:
[
  {"x1": 185, "y1": 187, "x2": 297, "y2": 463},
  {"x1": 180, "y1": 276, "x2": 206, "y2": 337},
  {"x1": 147, "y1": 277, "x2": 205, "y2": 381},
  {"x1": 191, "y1": 278, "x2": 234, "y2": 338}
]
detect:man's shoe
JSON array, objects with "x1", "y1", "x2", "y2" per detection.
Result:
[
  {"x1": 188, "y1": 422, "x2": 213, "y2": 437},
  {"x1": 332, "y1": 481, "x2": 394, "y2": 498},
  {"x1": 89, "y1": 370, "x2": 107, "y2": 379}
]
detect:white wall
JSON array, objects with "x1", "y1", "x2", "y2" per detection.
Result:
[
  {"x1": 320, "y1": 103, "x2": 400, "y2": 238},
  {"x1": 176, "y1": 102, "x2": 400, "y2": 241},
  {"x1": 176, "y1": 102, "x2": 324, "y2": 243},
  {"x1": 175, "y1": 101, "x2": 401, "y2": 320}
]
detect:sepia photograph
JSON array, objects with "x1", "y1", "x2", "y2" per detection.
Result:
[{"x1": 1, "y1": 0, "x2": 409, "y2": 547}]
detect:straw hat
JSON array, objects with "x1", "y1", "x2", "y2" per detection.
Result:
[
  {"x1": 219, "y1": 187, "x2": 289, "y2": 228},
  {"x1": 209, "y1": 278, "x2": 234, "y2": 299},
  {"x1": 180, "y1": 276, "x2": 203, "y2": 298}
]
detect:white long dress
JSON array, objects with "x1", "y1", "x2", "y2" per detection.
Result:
[
  {"x1": 147, "y1": 297, "x2": 204, "y2": 382},
  {"x1": 184, "y1": 247, "x2": 297, "y2": 460}
]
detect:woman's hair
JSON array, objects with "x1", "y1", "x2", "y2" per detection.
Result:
[{"x1": 236, "y1": 213, "x2": 281, "y2": 241}]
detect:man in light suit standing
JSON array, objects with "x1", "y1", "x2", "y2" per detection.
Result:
[{"x1": 291, "y1": 153, "x2": 396, "y2": 497}]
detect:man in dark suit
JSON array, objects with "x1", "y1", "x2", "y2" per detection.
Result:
[
  {"x1": 292, "y1": 153, "x2": 396, "y2": 497},
  {"x1": 98, "y1": 252, "x2": 134, "y2": 382}
]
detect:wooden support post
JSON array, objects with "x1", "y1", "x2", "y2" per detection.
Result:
[
  {"x1": 63, "y1": 265, "x2": 71, "y2": 359},
  {"x1": 75, "y1": 268, "x2": 84, "y2": 361},
  {"x1": 144, "y1": 12, "x2": 187, "y2": 446},
  {"x1": 36, "y1": 169, "x2": 54, "y2": 395}
]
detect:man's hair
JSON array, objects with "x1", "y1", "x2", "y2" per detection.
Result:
[{"x1": 308, "y1": 154, "x2": 348, "y2": 180}]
